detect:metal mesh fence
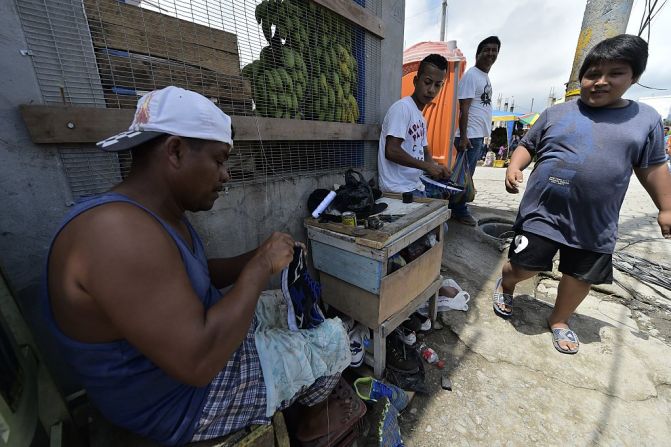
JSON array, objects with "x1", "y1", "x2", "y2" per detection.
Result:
[
  {"x1": 16, "y1": 0, "x2": 382, "y2": 198},
  {"x1": 58, "y1": 141, "x2": 376, "y2": 201}
]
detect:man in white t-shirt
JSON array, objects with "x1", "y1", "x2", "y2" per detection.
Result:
[
  {"x1": 450, "y1": 36, "x2": 501, "y2": 225},
  {"x1": 378, "y1": 54, "x2": 451, "y2": 195}
]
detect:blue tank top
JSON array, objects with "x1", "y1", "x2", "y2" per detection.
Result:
[{"x1": 41, "y1": 193, "x2": 223, "y2": 445}]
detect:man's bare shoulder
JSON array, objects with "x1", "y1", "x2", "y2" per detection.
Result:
[
  {"x1": 55, "y1": 200, "x2": 187, "y2": 285},
  {"x1": 66, "y1": 202, "x2": 170, "y2": 247}
]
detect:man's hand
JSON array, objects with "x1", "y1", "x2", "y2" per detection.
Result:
[
  {"x1": 659, "y1": 209, "x2": 671, "y2": 239},
  {"x1": 425, "y1": 163, "x2": 450, "y2": 179},
  {"x1": 457, "y1": 137, "x2": 472, "y2": 152},
  {"x1": 505, "y1": 167, "x2": 524, "y2": 193},
  {"x1": 255, "y1": 232, "x2": 296, "y2": 274}
]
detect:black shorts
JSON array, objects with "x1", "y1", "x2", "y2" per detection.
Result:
[{"x1": 508, "y1": 230, "x2": 613, "y2": 285}]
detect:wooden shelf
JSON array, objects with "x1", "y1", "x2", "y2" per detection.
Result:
[{"x1": 19, "y1": 105, "x2": 381, "y2": 144}]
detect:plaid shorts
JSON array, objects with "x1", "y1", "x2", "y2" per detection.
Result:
[{"x1": 191, "y1": 319, "x2": 340, "y2": 442}]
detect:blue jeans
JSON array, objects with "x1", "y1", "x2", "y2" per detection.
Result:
[{"x1": 449, "y1": 137, "x2": 484, "y2": 217}]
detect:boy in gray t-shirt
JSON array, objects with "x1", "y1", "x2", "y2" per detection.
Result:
[{"x1": 493, "y1": 35, "x2": 671, "y2": 355}]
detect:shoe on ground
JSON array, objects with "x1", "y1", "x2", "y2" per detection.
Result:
[
  {"x1": 362, "y1": 397, "x2": 404, "y2": 447},
  {"x1": 454, "y1": 214, "x2": 477, "y2": 226},
  {"x1": 401, "y1": 314, "x2": 422, "y2": 332},
  {"x1": 349, "y1": 324, "x2": 371, "y2": 367},
  {"x1": 354, "y1": 377, "x2": 409, "y2": 412},
  {"x1": 281, "y1": 246, "x2": 325, "y2": 331},
  {"x1": 415, "y1": 313, "x2": 431, "y2": 332},
  {"x1": 394, "y1": 326, "x2": 416, "y2": 346},
  {"x1": 386, "y1": 334, "x2": 419, "y2": 374}
]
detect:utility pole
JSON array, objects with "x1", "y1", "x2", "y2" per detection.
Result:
[
  {"x1": 439, "y1": 0, "x2": 448, "y2": 41},
  {"x1": 565, "y1": 0, "x2": 634, "y2": 100}
]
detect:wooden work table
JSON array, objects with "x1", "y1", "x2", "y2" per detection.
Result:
[{"x1": 305, "y1": 195, "x2": 450, "y2": 377}]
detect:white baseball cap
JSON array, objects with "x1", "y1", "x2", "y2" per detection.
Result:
[{"x1": 96, "y1": 86, "x2": 233, "y2": 152}]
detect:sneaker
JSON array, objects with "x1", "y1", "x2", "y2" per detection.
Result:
[
  {"x1": 354, "y1": 377, "x2": 409, "y2": 412},
  {"x1": 386, "y1": 334, "x2": 419, "y2": 374},
  {"x1": 281, "y1": 246, "x2": 324, "y2": 331},
  {"x1": 400, "y1": 314, "x2": 422, "y2": 333},
  {"x1": 454, "y1": 214, "x2": 477, "y2": 226},
  {"x1": 349, "y1": 324, "x2": 370, "y2": 368},
  {"x1": 362, "y1": 397, "x2": 404, "y2": 447},
  {"x1": 394, "y1": 327, "x2": 416, "y2": 346},
  {"x1": 414, "y1": 313, "x2": 431, "y2": 332}
]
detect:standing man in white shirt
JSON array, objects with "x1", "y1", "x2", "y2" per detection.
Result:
[
  {"x1": 378, "y1": 54, "x2": 451, "y2": 196},
  {"x1": 450, "y1": 36, "x2": 501, "y2": 225}
]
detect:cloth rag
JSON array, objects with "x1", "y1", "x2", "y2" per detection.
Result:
[{"x1": 254, "y1": 290, "x2": 351, "y2": 416}]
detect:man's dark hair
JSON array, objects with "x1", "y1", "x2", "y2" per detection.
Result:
[
  {"x1": 476, "y1": 36, "x2": 501, "y2": 56},
  {"x1": 578, "y1": 34, "x2": 648, "y2": 80},
  {"x1": 418, "y1": 54, "x2": 448, "y2": 76}
]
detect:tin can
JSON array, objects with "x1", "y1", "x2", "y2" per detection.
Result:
[{"x1": 342, "y1": 211, "x2": 357, "y2": 227}]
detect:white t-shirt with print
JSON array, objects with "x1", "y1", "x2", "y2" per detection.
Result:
[
  {"x1": 455, "y1": 66, "x2": 493, "y2": 139},
  {"x1": 378, "y1": 96, "x2": 428, "y2": 193}
]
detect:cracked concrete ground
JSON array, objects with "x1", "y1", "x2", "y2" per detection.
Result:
[{"x1": 399, "y1": 167, "x2": 671, "y2": 446}]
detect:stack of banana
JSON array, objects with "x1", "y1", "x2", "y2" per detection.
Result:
[{"x1": 242, "y1": 0, "x2": 360, "y2": 123}]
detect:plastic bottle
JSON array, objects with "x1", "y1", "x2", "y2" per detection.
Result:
[
  {"x1": 419, "y1": 344, "x2": 438, "y2": 364},
  {"x1": 311, "y1": 190, "x2": 337, "y2": 218}
]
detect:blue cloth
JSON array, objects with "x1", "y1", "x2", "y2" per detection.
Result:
[
  {"x1": 516, "y1": 100, "x2": 666, "y2": 254},
  {"x1": 410, "y1": 189, "x2": 427, "y2": 198},
  {"x1": 41, "y1": 193, "x2": 221, "y2": 445},
  {"x1": 449, "y1": 137, "x2": 484, "y2": 217},
  {"x1": 253, "y1": 291, "x2": 350, "y2": 417}
]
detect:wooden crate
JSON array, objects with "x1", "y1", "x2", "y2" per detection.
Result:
[
  {"x1": 84, "y1": 0, "x2": 241, "y2": 75},
  {"x1": 306, "y1": 196, "x2": 450, "y2": 328},
  {"x1": 95, "y1": 49, "x2": 253, "y2": 113},
  {"x1": 318, "y1": 241, "x2": 443, "y2": 328}
]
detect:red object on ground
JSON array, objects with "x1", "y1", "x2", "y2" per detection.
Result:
[
  {"x1": 421, "y1": 347, "x2": 438, "y2": 364},
  {"x1": 436, "y1": 359, "x2": 446, "y2": 369}
]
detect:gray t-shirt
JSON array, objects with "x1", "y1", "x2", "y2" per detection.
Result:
[{"x1": 515, "y1": 99, "x2": 666, "y2": 253}]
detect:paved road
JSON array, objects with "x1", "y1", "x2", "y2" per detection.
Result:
[{"x1": 400, "y1": 165, "x2": 671, "y2": 447}]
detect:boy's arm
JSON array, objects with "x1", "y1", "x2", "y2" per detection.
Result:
[
  {"x1": 634, "y1": 164, "x2": 671, "y2": 238},
  {"x1": 457, "y1": 99, "x2": 473, "y2": 151},
  {"x1": 385, "y1": 137, "x2": 446, "y2": 178},
  {"x1": 423, "y1": 146, "x2": 450, "y2": 178},
  {"x1": 504, "y1": 146, "x2": 533, "y2": 193}
]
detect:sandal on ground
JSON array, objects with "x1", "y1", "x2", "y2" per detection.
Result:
[
  {"x1": 492, "y1": 277, "x2": 513, "y2": 318},
  {"x1": 550, "y1": 327, "x2": 579, "y2": 355}
]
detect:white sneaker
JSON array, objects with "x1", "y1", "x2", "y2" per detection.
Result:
[
  {"x1": 419, "y1": 315, "x2": 431, "y2": 332},
  {"x1": 394, "y1": 327, "x2": 416, "y2": 346},
  {"x1": 348, "y1": 324, "x2": 370, "y2": 367}
]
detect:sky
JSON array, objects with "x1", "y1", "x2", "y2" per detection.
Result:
[{"x1": 404, "y1": 0, "x2": 671, "y2": 114}]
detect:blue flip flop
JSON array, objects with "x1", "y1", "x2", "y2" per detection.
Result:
[
  {"x1": 551, "y1": 327, "x2": 579, "y2": 354},
  {"x1": 492, "y1": 277, "x2": 513, "y2": 318}
]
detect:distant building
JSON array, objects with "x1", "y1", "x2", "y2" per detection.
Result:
[{"x1": 639, "y1": 95, "x2": 671, "y2": 121}]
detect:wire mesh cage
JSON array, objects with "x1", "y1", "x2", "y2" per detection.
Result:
[{"x1": 15, "y1": 0, "x2": 382, "y2": 199}]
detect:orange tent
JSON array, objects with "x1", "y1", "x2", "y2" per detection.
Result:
[{"x1": 401, "y1": 42, "x2": 466, "y2": 168}]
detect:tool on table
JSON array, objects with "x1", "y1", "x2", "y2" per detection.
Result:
[
  {"x1": 364, "y1": 216, "x2": 384, "y2": 230},
  {"x1": 378, "y1": 214, "x2": 404, "y2": 223}
]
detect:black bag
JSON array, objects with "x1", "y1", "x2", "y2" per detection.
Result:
[
  {"x1": 333, "y1": 169, "x2": 387, "y2": 218},
  {"x1": 333, "y1": 169, "x2": 373, "y2": 213}
]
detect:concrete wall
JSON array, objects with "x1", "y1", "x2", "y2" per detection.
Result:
[
  {"x1": 0, "y1": 0, "x2": 74, "y2": 430},
  {"x1": 0, "y1": 0, "x2": 405, "y2": 425}
]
